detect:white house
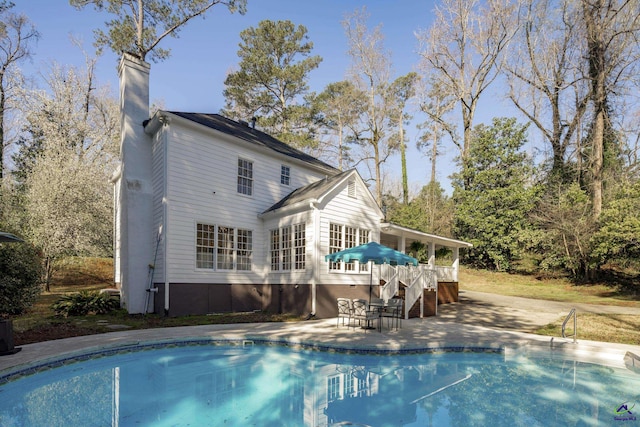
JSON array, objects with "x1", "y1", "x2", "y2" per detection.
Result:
[{"x1": 113, "y1": 54, "x2": 471, "y2": 318}]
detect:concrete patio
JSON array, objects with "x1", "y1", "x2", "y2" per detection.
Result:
[{"x1": 3, "y1": 289, "x2": 640, "y2": 377}]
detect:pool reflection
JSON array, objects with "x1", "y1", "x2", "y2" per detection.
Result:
[{"x1": 1, "y1": 346, "x2": 639, "y2": 427}]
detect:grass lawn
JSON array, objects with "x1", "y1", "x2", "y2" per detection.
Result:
[
  {"x1": 459, "y1": 267, "x2": 640, "y2": 345},
  {"x1": 10, "y1": 259, "x2": 640, "y2": 346},
  {"x1": 12, "y1": 257, "x2": 301, "y2": 345}
]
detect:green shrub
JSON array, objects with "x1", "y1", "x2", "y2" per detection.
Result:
[
  {"x1": 52, "y1": 290, "x2": 120, "y2": 317},
  {"x1": 0, "y1": 240, "x2": 43, "y2": 317}
]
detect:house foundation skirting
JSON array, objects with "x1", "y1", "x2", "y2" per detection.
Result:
[
  {"x1": 151, "y1": 282, "x2": 384, "y2": 318},
  {"x1": 152, "y1": 282, "x2": 314, "y2": 317}
]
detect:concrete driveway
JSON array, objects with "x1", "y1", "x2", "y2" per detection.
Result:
[{"x1": 437, "y1": 289, "x2": 640, "y2": 332}]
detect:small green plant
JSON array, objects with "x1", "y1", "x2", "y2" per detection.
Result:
[{"x1": 52, "y1": 290, "x2": 120, "y2": 317}]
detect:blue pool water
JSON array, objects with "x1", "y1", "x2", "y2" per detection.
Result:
[{"x1": 1, "y1": 342, "x2": 639, "y2": 427}]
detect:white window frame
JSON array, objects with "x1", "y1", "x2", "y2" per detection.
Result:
[
  {"x1": 329, "y1": 223, "x2": 343, "y2": 271},
  {"x1": 237, "y1": 158, "x2": 253, "y2": 196},
  {"x1": 328, "y1": 223, "x2": 370, "y2": 273},
  {"x1": 294, "y1": 223, "x2": 306, "y2": 270},
  {"x1": 270, "y1": 229, "x2": 280, "y2": 271},
  {"x1": 196, "y1": 223, "x2": 216, "y2": 269},
  {"x1": 270, "y1": 223, "x2": 306, "y2": 271},
  {"x1": 280, "y1": 164, "x2": 290, "y2": 186},
  {"x1": 195, "y1": 223, "x2": 252, "y2": 271}
]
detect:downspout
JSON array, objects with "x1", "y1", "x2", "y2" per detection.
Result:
[
  {"x1": 161, "y1": 120, "x2": 170, "y2": 316},
  {"x1": 310, "y1": 201, "x2": 320, "y2": 317}
]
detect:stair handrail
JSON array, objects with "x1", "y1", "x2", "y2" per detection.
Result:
[
  {"x1": 404, "y1": 269, "x2": 425, "y2": 319},
  {"x1": 562, "y1": 308, "x2": 577, "y2": 343},
  {"x1": 379, "y1": 264, "x2": 399, "y2": 301}
]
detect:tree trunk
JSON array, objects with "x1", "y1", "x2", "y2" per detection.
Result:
[
  {"x1": 582, "y1": 0, "x2": 606, "y2": 219},
  {"x1": 399, "y1": 114, "x2": 408, "y2": 204}
]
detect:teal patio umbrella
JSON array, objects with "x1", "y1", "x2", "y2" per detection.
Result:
[{"x1": 325, "y1": 242, "x2": 418, "y2": 302}]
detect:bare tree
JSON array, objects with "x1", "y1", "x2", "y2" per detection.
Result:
[
  {"x1": 343, "y1": 7, "x2": 397, "y2": 206},
  {"x1": 416, "y1": 0, "x2": 516, "y2": 167},
  {"x1": 579, "y1": 0, "x2": 640, "y2": 218},
  {"x1": 71, "y1": 0, "x2": 246, "y2": 62},
  {"x1": 505, "y1": 0, "x2": 590, "y2": 180},
  {"x1": 0, "y1": 3, "x2": 38, "y2": 181},
  {"x1": 416, "y1": 75, "x2": 457, "y2": 186}
]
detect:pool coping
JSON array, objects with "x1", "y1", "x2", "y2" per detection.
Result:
[{"x1": 1, "y1": 318, "x2": 639, "y2": 383}]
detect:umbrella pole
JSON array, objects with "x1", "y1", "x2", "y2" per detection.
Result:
[{"x1": 368, "y1": 261, "x2": 373, "y2": 303}]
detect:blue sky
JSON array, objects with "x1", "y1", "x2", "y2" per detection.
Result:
[{"x1": 15, "y1": 0, "x2": 518, "y2": 195}]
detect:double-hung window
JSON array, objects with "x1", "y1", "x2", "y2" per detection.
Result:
[
  {"x1": 359, "y1": 229, "x2": 370, "y2": 272},
  {"x1": 270, "y1": 223, "x2": 306, "y2": 271},
  {"x1": 196, "y1": 223, "x2": 252, "y2": 271},
  {"x1": 281, "y1": 165, "x2": 290, "y2": 186},
  {"x1": 293, "y1": 224, "x2": 306, "y2": 270},
  {"x1": 282, "y1": 226, "x2": 292, "y2": 270},
  {"x1": 217, "y1": 226, "x2": 234, "y2": 270},
  {"x1": 236, "y1": 229, "x2": 253, "y2": 271},
  {"x1": 329, "y1": 223, "x2": 343, "y2": 271},
  {"x1": 344, "y1": 226, "x2": 357, "y2": 271},
  {"x1": 237, "y1": 158, "x2": 253, "y2": 195},
  {"x1": 270, "y1": 229, "x2": 280, "y2": 271},
  {"x1": 196, "y1": 224, "x2": 215, "y2": 269},
  {"x1": 328, "y1": 223, "x2": 370, "y2": 272}
]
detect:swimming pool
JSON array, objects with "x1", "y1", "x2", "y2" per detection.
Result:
[{"x1": 1, "y1": 341, "x2": 639, "y2": 427}]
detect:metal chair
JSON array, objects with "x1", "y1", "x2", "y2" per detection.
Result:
[
  {"x1": 382, "y1": 298, "x2": 403, "y2": 330},
  {"x1": 352, "y1": 299, "x2": 380, "y2": 331},
  {"x1": 336, "y1": 298, "x2": 353, "y2": 328}
]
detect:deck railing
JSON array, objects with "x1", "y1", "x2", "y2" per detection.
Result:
[{"x1": 379, "y1": 262, "x2": 452, "y2": 318}]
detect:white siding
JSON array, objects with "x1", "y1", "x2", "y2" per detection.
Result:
[
  {"x1": 163, "y1": 121, "x2": 328, "y2": 284},
  {"x1": 151, "y1": 129, "x2": 166, "y2": 281},
  {"x1": 316, "y1": 179, "x2": 382, "y2": 285},
  {"x1": 262, "y1": 211, "x2": 315, "y2": 285}
]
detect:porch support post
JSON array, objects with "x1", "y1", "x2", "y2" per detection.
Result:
[
  {"x1": 453, "y1": 247, "x2": 460, "y2": 282},
  {"x1": 428, "y1": 242, "x2": 435, "y2": 267},
  {"x1": 397, "y1": 235, "x2": 407, "y2": 253}
]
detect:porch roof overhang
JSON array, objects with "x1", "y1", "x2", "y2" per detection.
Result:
[{"x1": 379, "y1": 222, "x2": 472, "y2": 249}]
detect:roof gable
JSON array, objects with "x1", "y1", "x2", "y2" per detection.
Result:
[
  {"x1": 159, "y1": 112, "x2": 337, "y2": 173},
  {"x1": 260, "y1": 169, "x2": 383, "y2": 218}
]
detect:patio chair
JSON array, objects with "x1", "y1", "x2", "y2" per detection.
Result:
[
  {"x1": 336, "y1": 298, "x2": 353, "y2": 328},
  {"x1": 370, "y1": 297, "x2": 384, "y2": 306},
  {"x1": 352, "y1": 299, "x2": 381, "y2": 331},
  {"x1": 382, "y1": 298, "x2": 403, "y2": 331}
]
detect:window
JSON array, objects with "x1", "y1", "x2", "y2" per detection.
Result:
[
  {"x1": 196, "y1": 223, "x2": 252, "y2": 271},
  {"x1": 328, "y1": 376, "x2": 340, "y2": 402},
  {"x1": 281, "y1": 165, "x2": 290, "y2": 185},
  {"x1": 344, "y1": 373, "x2": 354, "y2": 397},
  {"x1": 294, "y1": 223, "x2": 306, "y2": 270},
  {"x1": 236, "y1": 229, "x2": 253, "y2": 271},
  {"x1": 329, "y1": 223, "x2": 343, "y2": 271},
  {"x1": 196, "y1": 223, "x2": 215, "y2": 269},
  {"x1": 237, "y1": 158, "x2": 253, "y2": 195},
  {"x1": 344, "y1": 226, "x2": 356, "y2": 271},
  {"x1": 270, "y1": 229, "x2": 280, "y2": 271},
  {"x1": 217, "y1": 226, "x2": 234, "y2": 270},
  {"x1": 282, "y1": 226, "x2": 291, "y2": 270},
  {"x1": 328, "y1": 223, "x2": 370, "y2": 273},
  {"x1": 270, "y1": 223, "x2": 306, "y2": 271},
  {"x1": 359, "y1": 229, "x2": 370, "y2": 272}
]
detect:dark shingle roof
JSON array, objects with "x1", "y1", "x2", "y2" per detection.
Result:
[
  {"x1": 262, "y1": 169, "x2": 354, "y2": 214},
  {"x1": 167, "y1": 112, "x2": 337, "y2": 173}
]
